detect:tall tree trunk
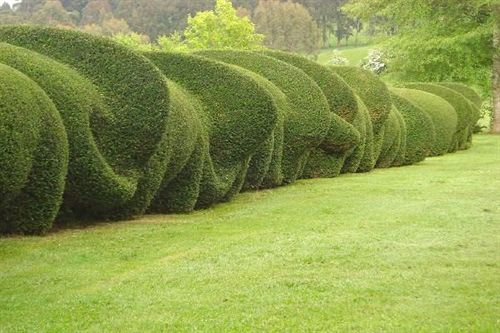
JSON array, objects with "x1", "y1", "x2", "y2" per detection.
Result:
[{"x1": 492, "y1": 4, "x2": 500, "y2": 133}]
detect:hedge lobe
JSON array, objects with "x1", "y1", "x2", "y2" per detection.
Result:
[
  {"x1": 144, "y1": 51, "x2": 278, "y2": 207},
  {"x1": 195, "y1": 50, "x2": 331, "y2": 183},
  {"x1": 0, "y1": 26, "x2": 172, "y2": 219},
  {"x1": 395, "y1": 88, "x2": 457, "y2": 156},
  {"x1": 390, "y1": 88, "x2": 435, "y2": 165},
  {"x1": 0, "y1": 63, "x2": 68, "y2": 234}
]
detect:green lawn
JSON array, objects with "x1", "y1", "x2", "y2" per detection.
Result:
[
  {"x1": 318, "y1": 45, "x2": 373, "y2": 66},
  {"x1": 1, "y1": 135, "x2": 499, "y2": 332}
]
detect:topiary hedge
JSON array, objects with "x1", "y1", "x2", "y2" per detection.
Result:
[
  {"x1": 148, "y1": 81, "x2": 205, "y2": 213},
  {"x1": 438, "y1": 82, "x2": 482, "y2": 109},
  {"x1": 341, "y1": 96, "x2": 371, "y2": 173},
  {"x1": 376, "y1": 106, "x2": 403, "y2": 168},
  {"x1": 0, "y1": 63, "x2": 68, "y2": 235},
  {"x1": 262, "y1": 50, "x2": 361, "y2": 178},
  {"x1": 0, "y1": 42, "x2": 141, "y2": 221},
  {"x1": 395, "y1": 88, "x2": 457, "y2": 156},
  {"x1": 144, "y1": 51, "x2": 279, "y2": 207},
  {"x1": 0, "y1": 26, "x2": 482, "y2": 235},
  {"x1": 437, "y1": 82, "x2": 482, "y2": 146},
  {"x1": 0, "y1": 26, "x2": 173, "y2": 219},
  {"x1": 195, "y1": 50, "x2": 331, "y2": 183},
  {"x1": 390, "y1": 88, "x2": 436, "y2": 165},
  {"x1": 403, "y1": 83, "x2": 476, "y2": 152},
  {"x1": 331, "y1": 66, "x2": 392, "y2": 171},
  {"x1": 391, "y1": 107, "x2": 408, "y2": 167}
]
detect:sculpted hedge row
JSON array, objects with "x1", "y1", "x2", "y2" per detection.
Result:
[{"x1": 0, "y1": 27, "x2": 481, "y2": 235}]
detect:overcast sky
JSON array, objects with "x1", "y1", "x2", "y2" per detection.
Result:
[{"x1": 1, "y1": 0, "x2": 20, "y2": 6}]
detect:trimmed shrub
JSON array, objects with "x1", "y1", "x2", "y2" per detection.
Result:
[
  {"x1": 376, "y1": 106, "x2": 402, "y2": 168},
  {"x1": 341, "y1": 96, "x2": 371, "y2": 173},
  {"x1": 0, "y1": 26, "x2": 172, "y2": 219},
  {"x1": 395, "y1": 88, "x2": 457, "y2": 156},
  {"x1": 390, "y1": 88, "x2": 435, "y2": 165},
  {"x1": 195, "y1": 50, "x2": 331, "y2": 183},
  {"x1": 144, "y1": 51, "x2": 279, "y2": 207},
  {"x1": 264, "y1": 50, "x2": 357, "y2": 122},
  {"x1": 262, "y1": 50, "x2": 361, "y2": 178},
  {"x1": 240, "y1": 70, "x2": 286, "y2": 190},
  {"x1": 148, "y1": 81, "x2": 205, "y2": 213},
  {"x1": 403, "y1": 83, "x2": 476, "y2": 151},
  {"x1": 391, "y1": 108, "x2": 408, "y2": 167},
  {"x1": 0, "y1": 42, "x2": 139, "y2": 220},
  {"x1": 437, "y1": 82, "x2": 481, "y2": 146},
  {"x1": 331, "y1": 66, "x2": 392, "y2": 171},
  {"x1": 0, "y1": 63, "x2": 68, "y2": 234},
  {"x1": 438, "y1": 82, "x2": 482, "y2": 109},
  {"x1": 330, "y1": 66, "x2": 392, "y2": 134}
]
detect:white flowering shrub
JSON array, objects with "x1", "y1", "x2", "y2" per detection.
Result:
[{"x1": 362, "y1": 49, "x2": 387, "y2": 75}]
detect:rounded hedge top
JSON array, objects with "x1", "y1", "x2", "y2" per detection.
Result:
[
  {"x1": 402, "y1": 83, "x2": 475, "y2": 133},
  {"x1": 0, "y1": 42, "x2": 138, "y2": 218},
  {"x1": 264, "y1": 50, "x2": 358, "y2": 123},
  {"x1": 196, "y1": 50, "x2": 331, "y2": 182},
  {"x1": 330, "y1": 66, "x2": 392, "y2": 133},
  {"x1": 145, "y1": 51, "x2": 277, "y2": 164},
  {"x1": 394, "y1": 88, "x2": 457, "y2": 156},
  {"x1": 0, "y1": 26, "x2": 173, "y2": 218},
  {"x1": 438, "y1": 82, "x2": 482, "y2": 109},
  {"x1": 144, "y1": 51, "x2": 279, "y2": 206},
  {"x1": 390, "y1": 88, "x2": 435, "y2": 165},
  {"x1": 0, "y1": 63, "x2": 68, "y2": 234}
]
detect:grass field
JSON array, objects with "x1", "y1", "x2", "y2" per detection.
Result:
[
  {"x1": 318, "y1": 45, "x2": 373, "y2": 66},
  {"x1": 1, "y1": 135, "x2": 499, "y2": 332}
]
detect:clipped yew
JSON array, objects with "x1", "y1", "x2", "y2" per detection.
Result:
[{"x1": 0, "y1": 64, "x2": 68, "y2": 234}]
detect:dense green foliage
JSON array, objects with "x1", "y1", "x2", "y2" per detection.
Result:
[
  {"x1": 196, "y1": 50, "x2": 331, "y2": 183},
  {"x1": 184, "y1": 0, "x2": 263, "y2": 50},
  {"x1": 0, "y1": 26, "x2": 173, "y2": 220},
  {"x1": 403, "y1": 83, "x2": 478, "y2": 151},
  {"x1": 344, "y1": 0, "x2": 495, "y2": 96},
  {"x1": 395, "y1": 88, "x2": 458, "y2": 156},
  {"x1": 390, "y1": 88, "x2": 435, "y2": 165},
  {"x1": 144, "y1": 51, "x2": 279, "y2": 207},
  {"x1": 0, "y1": 63, "x2": 68, "y2": 235},
  {"x1": 376, "y1": 107, "x2": 403, "y2": 168},
  {"x1": 439, "y1": 82, "x2": 483, "y2": 109},
  {"x1": 262, "y1": 50, "x2": 360, "y2": 178},
  {"x1": 331, "y1": 66, "x2": 392, "y2": 172},
  {"x1": 0, "y1": 26, "x2": 479, "y2": 234}
]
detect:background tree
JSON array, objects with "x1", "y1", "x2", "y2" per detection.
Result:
[
  {"x1": 32, "y1": 0, "x2": 75, "y2": 27},
  {"x1": 253, "y1": 0, "x2": 321, "y2": 54},
  {"x1": 0, "y1": 3, "x2": 22, "y2": 25},
  {"x1": 184, "y1": 0, "x2": 263, "y2": 49},
  {"x1": 344, "y1": 0, "x2": 498, "y2": 133}
]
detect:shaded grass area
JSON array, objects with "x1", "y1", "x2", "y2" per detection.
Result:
[
  {"x1": 1, "y1": 135, "x2": 499, "y2": 332},
  {"x1": 318, "y1": 45, "x2": 373, "y2": 66}
]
